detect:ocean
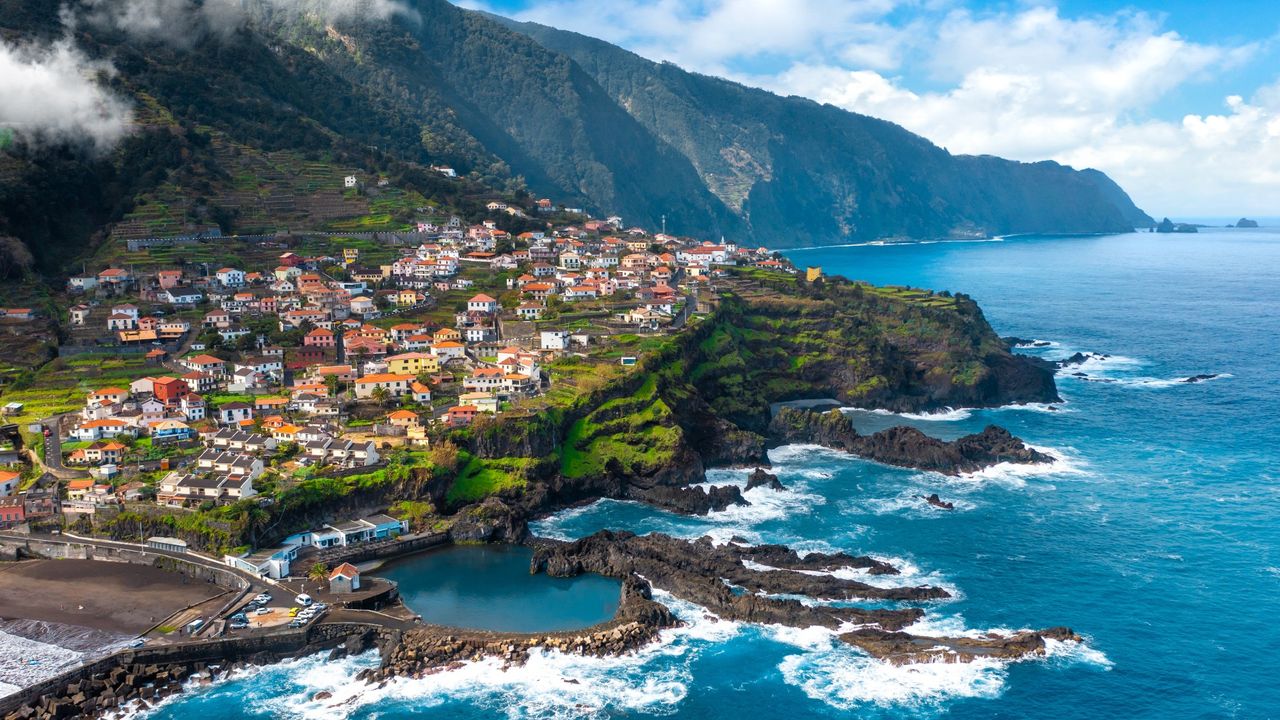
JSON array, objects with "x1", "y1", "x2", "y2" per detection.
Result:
[{"x1": 135, "y1": 228, "x2": 1280, "y2": 719}]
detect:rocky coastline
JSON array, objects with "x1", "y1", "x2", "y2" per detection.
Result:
[
  {"x1": 767, "y1": 406, "x2": 1054, "y2": 475},
  {"x1": 530, "y1": 531, "x2": 1078, "y2": 664}
]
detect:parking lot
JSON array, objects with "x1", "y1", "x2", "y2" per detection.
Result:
[{"x1": 226, "y1": 592, "x2": 329, "y2": 632}]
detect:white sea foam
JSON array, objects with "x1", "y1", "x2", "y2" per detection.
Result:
[
  {"x1": 776, "y1": 611, "x2": 1111, "y2": 711},
  {"x1": 852, "y1": 487, "x2": 979, "y2": 517},
  {"x1": 0, "y1": 630, "x2": 87, "y2": 695},
  {"x1": 779, "y1": 638, "x2": 1009, "y2": 710},
  {"x1": 124, "y1": 599, "x2": 729, "y2": 720},
  {"x1": 952, "y1": 444, "x2": 1090, "y2": 487},
  {"x1": 865, "y1": 407, "x2": 974, "y2": 421}
]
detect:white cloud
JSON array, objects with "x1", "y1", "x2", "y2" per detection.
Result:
[
  {"x1": 474, "y1": 0, "x2": 1279, "y2": 215},
  {"x1": 78, "y1": 0, "x2": 417, "y2": 43},
  {"x1": 0, "y1": 38, "x2": 134, "y2": 152}
]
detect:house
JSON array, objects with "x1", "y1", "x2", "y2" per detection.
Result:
[
  {"x1": 446, "y1": 405, "x2": 478, "y2": 427},
  {"x1": 78, "y1": 441, "x2": 126, "y2": 466},
  {"x1": 97, "y1": 268, "x2": 131, "y2": 285},
  {"x1": 540, "y1": 330, "x2": 570, "y2": 351},
  {"x1": 467, "y1": 294, "x2": 498, "y2": 314},
  {"x1": 516, "y1": 302, "x2": 545, "y2": 320},
  {"x1": 344, "y1": 175, "x2": 358, "y2": 188},
  {"x1": 216, "y1": 402, "x2": 253, "y2": 426},
  {"x1": 329, "y1": 563, "x2": 361, "y2": 593},
  {"x1": 430, "y1": 341, "x2": 466, "y2": 363},
  {"x1": 0, "y1": 498, "x2": 25, "y2": 526},
  {"x1": 224, "y1": 545, "x2": 295, "y2": 580},
  {"x1": 72, "y1": 419, "x2": 136, "y2": 442},
  {"x1": 386, "y1": 410, "x2": 421, "y2": 428},
  {"x1": 69, "y1": 304, "x2": 93, "y2": 326},
  {"x1": 185, "y1": 354, "x2": 227, "y2": 378},
  {"x1": 354, "y1": 373, "x2": 415, "y2": 400},
  {"x1": 152, "y1": 376, "x2": 190, "y2": 403},
  {"x1": 89, "y1": 387, "x2": 128, "y2": 405},
  {"x1": 304, "y1": 328, "x2": 336, "y2": 348},
  {"x1": 66, "y1": 478, "x2": 95, "y2": 500},
  {"x1": 410, "y1": 381, "x2": 433, "y2": 404},
  {"x1": 106, "y1": 313, "x2": 137, "y2": 331},
  {"x1": 164, "y1": 288, "x2": 203, "y2": 305},
  {"x1": 387, "y1": 352, "x2": 440, "y2": 376},
  {"x1": 349, "y1": 296, "x2": 378, "y2": 317},
  {"x1": 0, "y1": 471, "x2": 19, "y2": 497},
  {"x1": 152, "y1": 420, "x2": 193, "y2": 442}
]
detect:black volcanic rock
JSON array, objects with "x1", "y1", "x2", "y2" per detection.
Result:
[
  {"x1": 1183, "y1": 374, "x2": 1219, "y2": 383},
  {"x1": 768, "y1": 407, "x2": 1053, "y2": 476},
  {"x1": 1236, "y1": 218, "x2": 1259, "y2": 228},
  {"x1": 921, "y1": 493, "x2": 954, "y2": 510},
  {"x1": 629, "y1": 484, "x2": 747, "y2": 515},
  {"x1": 745, "y1": 468, "x2": 785, "y2": 491}
]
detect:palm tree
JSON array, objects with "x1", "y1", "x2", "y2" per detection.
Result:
[
  {"x1": 370, "y1": 386, "x2": 391, "y2": 407},
  {"x1": 307, "y1": 562, "x2": 329, "y2": 591}
]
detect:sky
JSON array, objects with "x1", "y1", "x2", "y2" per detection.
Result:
[{"x1": 461, "y1": 0, "x2": 1280, "y2": 218}]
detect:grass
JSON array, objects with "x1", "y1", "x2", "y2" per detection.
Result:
[
  {"x1": 447, "y1": 455, "x2": 533, "y2": 505},
  {"x1": 0, "y1": 354, "x2": 159, "y2": 446}
]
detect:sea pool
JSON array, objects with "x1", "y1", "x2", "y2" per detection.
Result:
[{"x1": 374, "y1": 544, "x2": 621, "y2": 632}]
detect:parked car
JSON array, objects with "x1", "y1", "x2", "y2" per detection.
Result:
[
  {"x1": 294, "y1": 593, "x2": 313, "y2": 607},
  {"x1": 254, "y1": 607, "x2": 270, "y2": 616}
]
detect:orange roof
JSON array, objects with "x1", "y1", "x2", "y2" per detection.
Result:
[
  {"x1": 91, "y1": 387, "x2": 127, "y2": 396},
  {"x1": 469, "y1": 294, "x2": 496, "y2": 303},
  {"x1": 80, "y1": 419, "x2": 127, "y2": 428},
  {"x1": 432, "y1": 341, "x2": 464, "y2": 349},
  {"x1": 187, "y1": 354, "x2": 224, "y2": 365},
  {"x1": 329, "y1": 563, "x2": 359, "y2": 580},
  {"x1": 0, "y1": 470, "x2": 19, "y2": 483},
  {"x1": 387, "y1": 410, "x2": 419, "y2": 420},
  {"x1": 356, "y1": 373, "x2": 415, "y2": 384}
]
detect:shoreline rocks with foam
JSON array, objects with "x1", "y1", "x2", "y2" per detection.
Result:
[{"x1": 768, "y1": 407, "x2": 1054, "y2": 476}]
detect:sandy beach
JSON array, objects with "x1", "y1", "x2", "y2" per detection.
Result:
[{"x1": 0, "y1": 560, "x2": 221, "y2": 635}]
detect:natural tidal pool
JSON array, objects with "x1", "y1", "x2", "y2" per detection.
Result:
[{"x1": 374, "y1": 544, "x2": 621, "y2": 632}]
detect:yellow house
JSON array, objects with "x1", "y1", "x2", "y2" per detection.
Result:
[{"x1": 386, "y1": 352, "x2": 440, "y2": 376}]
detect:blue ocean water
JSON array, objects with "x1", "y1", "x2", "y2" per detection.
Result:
[
  {"x1": 141, "y1": 229, "x2": 1280, "y2": 719},
  {"x1": 376, "y1": 544, "x2": 620, "y2": 632}
]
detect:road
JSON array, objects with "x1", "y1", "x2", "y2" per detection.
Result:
[
  {"x1": 0, "y1": 531, "x2": 267, "y2": 587},
  {"x1": 38, "y1": 413, "x2": 87, "y2": 479}
]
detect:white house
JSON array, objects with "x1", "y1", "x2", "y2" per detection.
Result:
[
  {"x1": 467, "y1": 294, "x2": 498, "y2": 314},
  {"x1": 540, "y1": 330, "x2": 570, "y2": 351}
]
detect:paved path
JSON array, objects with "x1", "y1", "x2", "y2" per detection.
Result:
[{"x1": 36, "y1": 413, "x2": 87, "y2": 479}]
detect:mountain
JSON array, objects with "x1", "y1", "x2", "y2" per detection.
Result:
[
  {"x1": 492, "y1": 14, "x2": 1154, "y2": 244},
  {"x1": 0, "y1": 0, "x2": 1149, "y2": 272}
]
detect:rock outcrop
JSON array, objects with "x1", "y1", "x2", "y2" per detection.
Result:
[
  {"x1": 745, "y1": 468, "x2": 786, "y2": 492},
  {"x1": 533, "y1": 531, "x2": 941, "y2": 630},
  {"x1": 841, "y1": 626, "x2": 1082, "y2": 665},
  {"x1": 528, "y1": 531, "x2": 1077, "y2": 664},
  {"x1": 768, "y1": 407, "x2": 1053, "y2": 476},
  {"x1": 628, "y1": 484, "x2": 747, "y2": 515},
  {"x1": 921, "y1": 493, "x2": 954, "y2": 510}
]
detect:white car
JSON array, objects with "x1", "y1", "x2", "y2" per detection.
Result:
[
  {"x1": 254, "y1": 607, "x2": 270, "y2": 616},
  {"x1": 294, "y1": 594, "x2": 313, "y2": 607}
]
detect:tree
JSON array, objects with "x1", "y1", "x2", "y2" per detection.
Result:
[
  {"x1": 324, "y1": 373, "x2": 341, "y2": 397},
  {"x1": 307, "y1": 562, "x2": 330, "y2": 587},
  {"x1": 370, "y1": 386, "x2": 391, "y2": 407}
]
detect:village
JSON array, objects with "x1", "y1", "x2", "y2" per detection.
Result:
[{"x1": 0, "y1": 199, "x2": 794, "y2": 581}]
